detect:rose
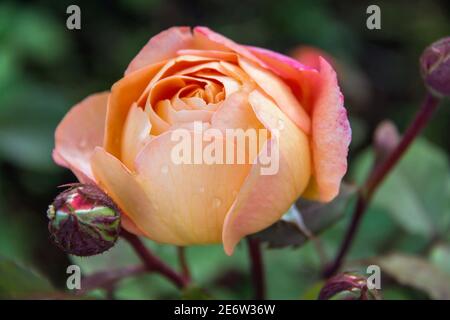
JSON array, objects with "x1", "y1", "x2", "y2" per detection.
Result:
[{"x1": 53, "y1": 27, "x2": 351, "y2": 255}]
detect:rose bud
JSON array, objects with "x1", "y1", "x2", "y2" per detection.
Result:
[
  {"x1": 47, "y1": 184, "x2": 121, "y2": 256},
  {"x1": 420, "y1": 37, "x2": 450, "y2": 98},
  {"x1": 319, "y1": 272, "x2": 380, "y2": 300},
  {"x1": 373, "y1": 120, "x2": 400, "y2": 165},
  {"x1": 52, "y1": 26, "x2": 351, "y2": 255}
]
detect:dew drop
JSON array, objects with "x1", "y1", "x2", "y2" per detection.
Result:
[
  {"x1": 213, "y1": 197, "x2": 222, "y2": 208},
  {"x1": 79, "y1": 138, "x2": 88, "y2": 149},
  {"x1": 277, "y1": 118, "x2": 285, "y2": 130},
  {"x1": 161, "y1": 165, "x2": 169, "y2": 174}
]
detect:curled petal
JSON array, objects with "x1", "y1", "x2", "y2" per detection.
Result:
[
  {"x1": 239, "y1": 57, "x2": 311, "y2": 134},
  {"x1": 54, "y1": 92, "x2": 109, "y2": 182},
  {"x1": 222, "y1": 90, "x2": 311, "y2": 255},
  {"x1": 193, "y1": 27, "x2": 265, "y2": 65},
  {"x1": 248, "y1": 47, "x2": 351, "y2": 202},
  {"x1": 105, "y1": 62, "x2": 164, "y2": 157},
  {"x1": 303, "y1": 58, "x2": 351, "y2": 202},
  {"x1": 91, "y1": 147, "x2": 182, "y2": 243},
  {"x1": 246, "y1": 46, "x2": 320, "y2": 113},
  {"x1": 121, "y1": 103, "x2": 152, "y2": 170},
  {"x1": 126, "y1": 26, "x2": 194, "y2": 75}
]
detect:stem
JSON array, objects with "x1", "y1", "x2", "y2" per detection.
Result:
[
  {"x1": 121, "y1": 230, "x2": 189, "y2": 289},
  {"x1": 365, "y1": 94, "x2": 440, "y2": 195},
  {"x1": 77, "y1": 264, "x2": 146, "y2": 295},
  {"x1": 247, "y1": 237, "x2": 266, "y2": 299},
  {"x1": 177, "y1": 247, "x2": 191, "y2": 280},
  {"x1": 323, "y1": 93, "x2": 441, "y2": 278}
]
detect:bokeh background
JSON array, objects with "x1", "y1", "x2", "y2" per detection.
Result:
[{"x1": 0, "y1": 0, "x2": 449, "y2": 299}]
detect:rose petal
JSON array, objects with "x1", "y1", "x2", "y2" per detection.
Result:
[
  {"x1": 121, "y1": 103, "x2": 152, "y2": 170},
  {"x1": 54, "y1": 92, "x2": 109, "y2": 182},
  {"x1": 134, "y1": 131, "x2": 251, "y2": 244},
  {"x1": 193, "y1": 27, "x2": 263, "y2": 64},
  {"x1": 247, "y1": 47, "x2": 351, "y2": 202},
  {"x1": 222, "y1": 90, "x2": 311, "y2": 255},
  {"x1": 177, "y1": 49, "x2": 237, "y2": 62},
  {"x1": 125, "y1": 26, "x2": 194, "y2": 75},
  {"x1": 154, "y1": 99, "x2": 213, "y2": 125},
  {"x1": 137, "y1": 55, "x2": 225, "y2": 105},
  {"x1": 239, "y1": 57, "x2": 311, "y2": 134},
  {"x1": 91, "y1": 147, "x2": 183, "y2": 243},
  {"x1": 211, "y1": 91, "x2": 263, "y2": 132},
  {"x1": 303, "y1": 58, "x2": 351, "y2": 202},
  {"x1": 105, "y1": 61, "x2": 164, "y2": 157},
  {"x1": 246, "y1": 46, "x2": 320, "y2": 113}
]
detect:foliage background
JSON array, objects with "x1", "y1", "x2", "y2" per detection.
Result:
[{"x1": 0, "y1": 0, "x2": 449, "y2": 299}]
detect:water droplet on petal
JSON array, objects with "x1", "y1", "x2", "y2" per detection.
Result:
[
  {"x1": 79, "y1": 138, "x2": 88, "y2": 149},
  {"x1": 161, "y1": 165, "x2": 169, "y2": 174},
  {"x1": 277, "y1": 118, "x2": 285, "y2": 130},
  {"x1": 213, "y1": 197, "x2": 222, "y2": 208}
]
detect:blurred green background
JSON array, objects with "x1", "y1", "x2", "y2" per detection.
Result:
[{"x1": 0, "y1": 0, "x2": 449, "y2": 299}]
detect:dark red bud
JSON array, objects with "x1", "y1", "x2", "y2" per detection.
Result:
[
  {"x1": 420, "y1": 37, "x2": 450, "y2": 98},
  {"x1": 47, "y1": 184, "x2": 121, "y2": 256}
]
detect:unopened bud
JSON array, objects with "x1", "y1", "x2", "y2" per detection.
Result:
[
  {"x1": 374, "y1": 120, "x2": 400, "y2": 164},
  {"x1": 47, "y1": 184, "x2": 121, "y2": 256},
  {"x1": 420, "y1": 37, "x2": 450, "y2": 98}
]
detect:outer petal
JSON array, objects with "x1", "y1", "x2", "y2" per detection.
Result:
[
  {"x1": 302, "y1": 58, "x2": 351, "y2": 202},
  {"x1": 239, "y1": 57, "x2": 311, "y2": 134},
  {"x1": 53, "y1": 92, "x2": 109, "y2": 182},
  {"x1": 248, "y1": 47, "x2": 351, "y2": 202},
  {"x1": 247, "y1": 46, "x2": 320, "y2": 113},
  {"x1": 125, "y1": 26, "x2": 194, "y2": 75},
  {"x1": 222, "y1": 90, "x2": 312, "y2": 255},
  {"x1": 91, "y1": 147, "x2": 183, "y2": 243},
  {"x1": 193, "y1": 27, "x2": 271, "y2": 69},
  {"x1": 134, "y1": 131, "x2": 251, "y2": 244},
  {"x1": 290, "y1": 46, "x2": 334, "y2": 71}
]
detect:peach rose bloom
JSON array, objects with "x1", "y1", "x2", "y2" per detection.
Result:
[{"x1": 53, "y1": 27, "x2": 351, "y2": 255}]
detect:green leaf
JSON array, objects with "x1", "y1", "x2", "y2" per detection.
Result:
[
  {"x1": 253, "y1": 183, "x2": 356, "y2": 249},
  {"x1": 429, "y1": 244, "x2": 450, "y2": 276},
  {"x1": 0, "y1": 257, "x2": 54, "y2": 299},
  {"x1": 352, "y1": 139, "x2": 450, "y2": 238},
  {"x1": 375, "y1": 253, "x2": 450, "y2": 299}
]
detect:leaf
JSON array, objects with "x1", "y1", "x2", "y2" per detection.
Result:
[
  {"x1": 352, "y1": 139, "x2": 450, "y2": 238},
  {"x1": 429, "y1": 244, "x2": 450, "y2": 276},
  {"x1": 253, "y1": 183, "x2": 356, "y2": 249},
  {"x1": 0, "y1": 257, "x2": 54, "y2": 299},
  {"x1": 375, "y1": 253, "x2": 450, "y2": 300}
]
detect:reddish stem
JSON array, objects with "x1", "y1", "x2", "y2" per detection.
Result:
[
  {"x1": 247, "y1": 237, "x2": 266, "y2": 300},
  {"x1": 122, "y1": 231, "x2": 189, "y2": 289},
  {"x1": 323, "y1": 93, "x2": 441, "y2": 278},
  {"x1": 177, "y1": 246, "x2": 191, "y2": 281}
]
